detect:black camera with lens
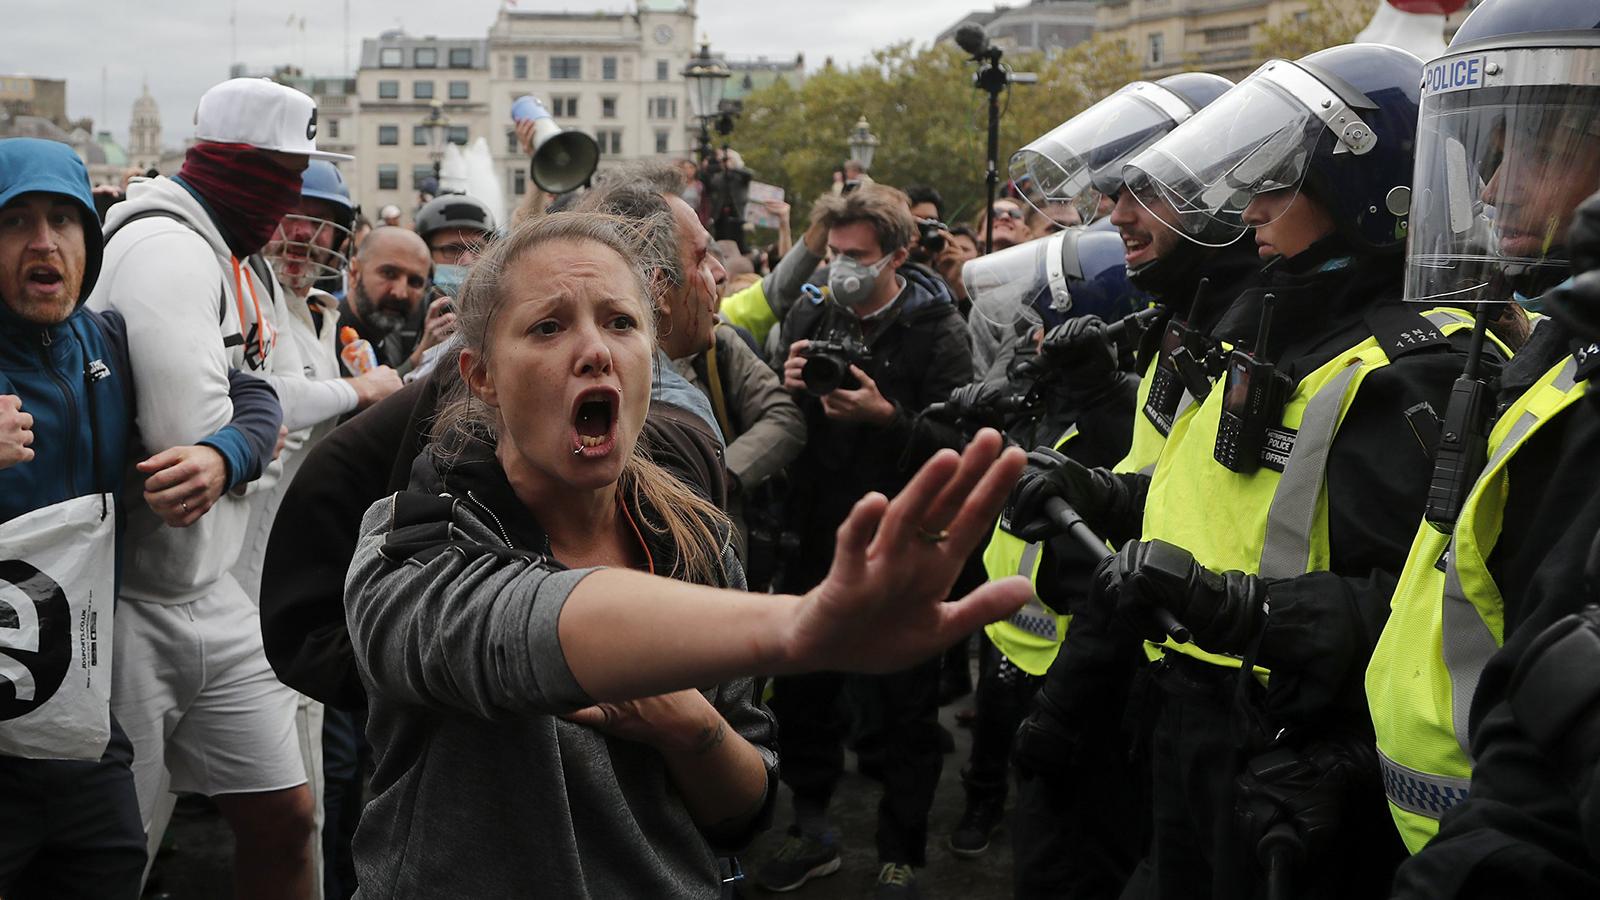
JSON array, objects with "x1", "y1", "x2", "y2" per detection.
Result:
[
  {"x1": 916, "y1": 217, "x2": 947, "y2": 256},
  {"x1": 801, "y1": 339, "x2": 873, "y2": 396}
]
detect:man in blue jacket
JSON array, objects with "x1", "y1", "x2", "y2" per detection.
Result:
[{"x1": 0, "y1": 138, "x2": 282, "y2": 899}]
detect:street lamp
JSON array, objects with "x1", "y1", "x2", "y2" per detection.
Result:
[
  {"x1": 848, "y1": 116, "x2": 879, "y2": 171},
  {"x1": 682, "y1": 39, "x2": 730, "y2": 164},
  {"x1": 420, "y1": 99, "x2": 450, "y2": 188}
]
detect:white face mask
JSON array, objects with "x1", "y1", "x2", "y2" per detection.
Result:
[{"x1": 829, "y1": 253, "x2": 894, "y2": 307}]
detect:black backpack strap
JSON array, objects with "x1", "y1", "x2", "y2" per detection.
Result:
[{"x1": 104, "y1": 209, "x2": 231, "y2": 327}]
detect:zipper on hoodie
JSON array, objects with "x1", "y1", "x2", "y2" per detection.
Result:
[
  {"x1": 37, "y1": 329, "x2": 81, "y2": 492},
  {"x1": 465, "y1": 490, "x2": 516, "y2": 549}
]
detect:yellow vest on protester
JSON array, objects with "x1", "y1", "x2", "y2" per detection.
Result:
[
  {"x1": 983, "y1": 426, "x2": 1081, "y2": 676},
  {"x1": 1139, "y1": 309, "x2": 1485, "y2": 672},
  {"x1": 1366, "y1": 354, "x2": 1585, "y2": 853},
  {"x1": 718, "y1": 279, "x2": 780, "y2": 348}
]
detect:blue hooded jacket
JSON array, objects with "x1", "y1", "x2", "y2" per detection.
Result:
[{"x1": 0, "y1": 139, "x2": 277, "y2": 527}]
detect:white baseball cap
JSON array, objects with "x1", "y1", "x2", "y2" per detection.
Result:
[{"x1": 193, "y1": 77, "x2": 354, "y2": 161}]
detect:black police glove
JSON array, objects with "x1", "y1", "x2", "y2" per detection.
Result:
[
  {"x1": 1002, "y1": 447, "x2": 1118, "y2": 543},
  {"x1": 1113, "y1": 539, "x2": 1267, "y2": 651},
  {"x1": 1235, "y1": 739, "x2": 1377, "y2": 872},
  {"x1": 941, "y1": 381, "x2": 1008, "y2": 430},
  {"x1": 1012, "y1": 675, "x2": 1083, "y2": 779},
  {"x1": 1040, "y1": 316, "x2": 1119, "y2": 386},
  {"x1": 1508, "y1": 604, "x2": 1600, "y2": 774}
]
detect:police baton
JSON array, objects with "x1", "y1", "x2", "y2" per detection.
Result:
[
  {"x1": 1041, "y1": 496, "x2": 1192, "y2": 643},
  {"x1": 1257, "y1": 821, "x2": 1305, "y2": 900}
]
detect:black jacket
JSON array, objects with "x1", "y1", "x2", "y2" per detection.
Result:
[
  {"x1": 259, "y1": 373, "x2": 730, "y2": 710},
  {"x1": 774, "y1": 265, "x2": 973, "y2": 589}
]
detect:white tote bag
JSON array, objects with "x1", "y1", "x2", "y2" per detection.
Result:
[{"x1": 0, "y1": 492, "x2": 116, "y2": 760}]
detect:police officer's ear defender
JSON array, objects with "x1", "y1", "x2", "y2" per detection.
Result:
[
  {"x1": 1214, "y1": 293, "x2": 1293, "y2": 473},
  {"x1": 1424, "y1": 308, "x2": 1494, "y2": 528}
]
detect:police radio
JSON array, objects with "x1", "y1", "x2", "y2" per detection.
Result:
[
  {"x1": 1423, "y1": 311, "x2": 1491, "y2": 528},
  {"x1": 1214, "y1": 293, "x2": 1292, "y2": 474},
  {"x1": 1145, "y1": 279, "x2": 1222, "y2": 432}
]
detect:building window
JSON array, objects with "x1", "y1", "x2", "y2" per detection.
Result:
[
  {"x1": 449, "y1": 80, "x2": 470, "y2": 100},
  {"x1": 601, "y1": 96, "x2": 617, "y2": 119},
  {"x1": 379, "y1": 47, "x2": 403, "y2": 68},
  {"x1": 552, "y1": 96, "x2": 579, "y2": 118},
  {"x1": 414, "y1": 80, "x2": 434, "y2": 100},
  {"x1": 412, "y1": 124, "x2": 430, "y2": 146},
  {"x1": 377, "y1": 164, "x2": 398, "y2": 189},
  {"x1": 506, "y1": 129, "x2": 520, "y2": 153},
  {"x1": 378, "y1": 80, "x2": 399, "y2": 99},
  {"x1": 602, "y1": 56, "x2": 618, "y2": 80},
  {"x1": 512, "y1": 168, "x2": 527, "y2": 196},
  {"x1": 513, "y1": 54, "x2": 528, "y2": 79},
  {"x1": 655, "y1": 129, "x2": 669, "y2": 154},
  {"x1": 413, "y1": 164, "x2": 435, "y2": 190},
  {"x1": 1148, "y1": 32, "x2": 1165, "y2": 66},
  {"x1": 447, "y1": 125, "x2": 468, "y2": 145},
  {"x1": 415, "y1": 47, "x2": 437, "y2": 68},
  {"x1": 656, "y1": 59, "x2": 669, "y2": 81},
  {"x1": 550, "y1": 56, "x2": 581, "y2": 80},
  {"x1": 378, "y1": 125, "x2": 399, "y2": 146},
  {"x1": 648, "y1": 96, "x2": 677, "y2": 119},
  {"x1": 328, "y1": 118, "x2": 340, "y2": 139},
  {"x1": 1203, "y1": 24, "x2": 1250, "y2": 44},
  {"x1": 595, "y1": 128, "x2": 622, "y2": 156},
  {"x1": 449, "y1": 47, "x2": 473, "y2": 68}
]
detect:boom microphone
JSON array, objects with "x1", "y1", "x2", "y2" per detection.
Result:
[{"x1": 955, "y1": 23, "x2": 991, "y2": 58}]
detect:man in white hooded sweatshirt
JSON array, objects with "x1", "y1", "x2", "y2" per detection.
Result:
[{"x1": 86, "y1": 77, "x2": 367, "y2": 900}]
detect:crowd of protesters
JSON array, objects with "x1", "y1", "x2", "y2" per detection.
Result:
[{"x1": 8, "y1": 4, "x2": 1600, "y2": 900}]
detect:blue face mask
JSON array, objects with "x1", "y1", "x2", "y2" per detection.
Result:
[{"x1": 432, "y1": 264, "x2": 469, "y2": 298}]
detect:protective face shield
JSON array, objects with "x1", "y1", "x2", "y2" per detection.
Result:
[
  {"x1": 1405, "y1": 46, "x2": 1600, "y2": 305},
  {"x1": 965, "y1": 228, "x2": 1140, "y2": 334},
  {"x1": 1123, "y1": 59, "x2": 1380, "y2": 247},
  {"x1": 265, "y1": 213, "x2": 352, "y2": 295},
  {"x1": 1010, "y1": 81, "x2": 1199, "y2": 226}
]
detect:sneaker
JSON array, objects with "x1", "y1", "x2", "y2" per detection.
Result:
[
  {"x1": 946, "y1": 796, "x2": 1005, "y2": 858},
  {"x1": 755, "y1": 827, "x2": 841, "y2": 892},
  {"x1": 874, "y1": 862, "x2": 921, "y2": 900}
]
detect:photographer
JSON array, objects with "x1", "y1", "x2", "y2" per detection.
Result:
[
  {"x1": 756, "y1": 184, "x2": 971, "y2": 897},
  {"x1": 700, "y1": 147, "x2": 754, "y2": 254}
]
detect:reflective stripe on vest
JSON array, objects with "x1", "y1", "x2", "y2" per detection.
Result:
[
  {"x1": 1366, "y1": 354, "x2": 1584, "y2": 853},
  {"x1": 983, "y1": 426, "x2": 1081, "y2": 675},
  {"x1": 1142, "y1": 309, "x2": 1480, "y2": 671}
]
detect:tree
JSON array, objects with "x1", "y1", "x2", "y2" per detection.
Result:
[
  {"x1": 1255, "y1": 0, "x2": 1371, "y2": 60},
  {"x1": 724, "y1": 37, "x2": 1139, "y2": 232}
]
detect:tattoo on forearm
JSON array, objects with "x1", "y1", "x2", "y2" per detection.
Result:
[{"x1": 692, "y1": 720, "x2": 727, "y2": 755}]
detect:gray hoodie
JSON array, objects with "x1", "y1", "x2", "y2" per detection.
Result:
[{"x1": 345, "y1": 456, "x2": 777, "y2": 899}]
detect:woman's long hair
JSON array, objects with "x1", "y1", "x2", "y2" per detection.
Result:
[{"x1": 431, "y1": 213, "x2": 731, "y2": 585}]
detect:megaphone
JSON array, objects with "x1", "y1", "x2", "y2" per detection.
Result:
[{"x1": 512, "y1": 95, "x2": 599, "y2": 195}]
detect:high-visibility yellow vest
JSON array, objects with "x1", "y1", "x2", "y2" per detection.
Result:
[
  {"x1": 718, "y1": 279, "x2": 779, "y2": 348},
  {"x1": 1115, "y1": 352, "x2": 1200, "y2": 477},
  {"x1": 1366, "y1": 354, "x2": 1585, "y2": 853},
  {"x1": 983, "y1": 426, "x2": 1081, "y2": 675},
  {"x1": 1140, "y1": 309, "x2": 1485, "y2": 672}
]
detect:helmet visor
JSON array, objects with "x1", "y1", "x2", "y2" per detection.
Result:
[
  {"x1": 1123, "y1": 63, "x2": 1327, "y2": 247},
  {"x1": 1406, "y1": 78, "x2": 1600, "y2": 304},
  {"x1": 964, "y1": 232, "x2": 1073, "y2": 332},
  {"x1": 1010, "y1": 82, "x2": 1190, "y2": 226}
]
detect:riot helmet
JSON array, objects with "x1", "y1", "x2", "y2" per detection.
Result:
[
  {"x1": 1123, "y1": 43, "x2": 1423, "y2": 253},
  {"x1": 1010, "y1": 72, "x2": 1235, "y2": 227},
  {"x1": 1404, "y1": 0, "x2": 1600, "y2": 305},
  {"x1": 964, "y1": 227, "x2": 1144, "y2": 335},
  {"x1": 266, "y1": 160, "x2": 355, "y2": 294}
]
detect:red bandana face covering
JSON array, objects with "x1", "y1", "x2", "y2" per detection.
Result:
[{"x1": 177, "y1": 142, "x2": 304, "y2": 258}]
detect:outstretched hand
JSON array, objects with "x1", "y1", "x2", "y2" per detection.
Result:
[{"x1": 786, "y1": 429, "x2": 1030, "y2": 673}]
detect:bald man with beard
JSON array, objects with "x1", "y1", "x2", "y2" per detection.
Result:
[{"x1": 338, "y1": 228, "x2": 434, "y2": 376}]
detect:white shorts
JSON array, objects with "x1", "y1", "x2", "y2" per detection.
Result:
[{"x1": 110, "y1": 574, "x2": 305, "y2": 827}]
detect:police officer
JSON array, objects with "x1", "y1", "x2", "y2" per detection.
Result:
[
  {"x1": 1013, "y1": 42, "x2": 1500, "y2": 899},
  {"x1": 1356, "y1": 4, "x2": 1600, "y2": 895}
]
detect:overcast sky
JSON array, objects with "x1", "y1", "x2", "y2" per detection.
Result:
[{"x1": 7, "y1": 0, "x2": 992, "y2": 147}]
